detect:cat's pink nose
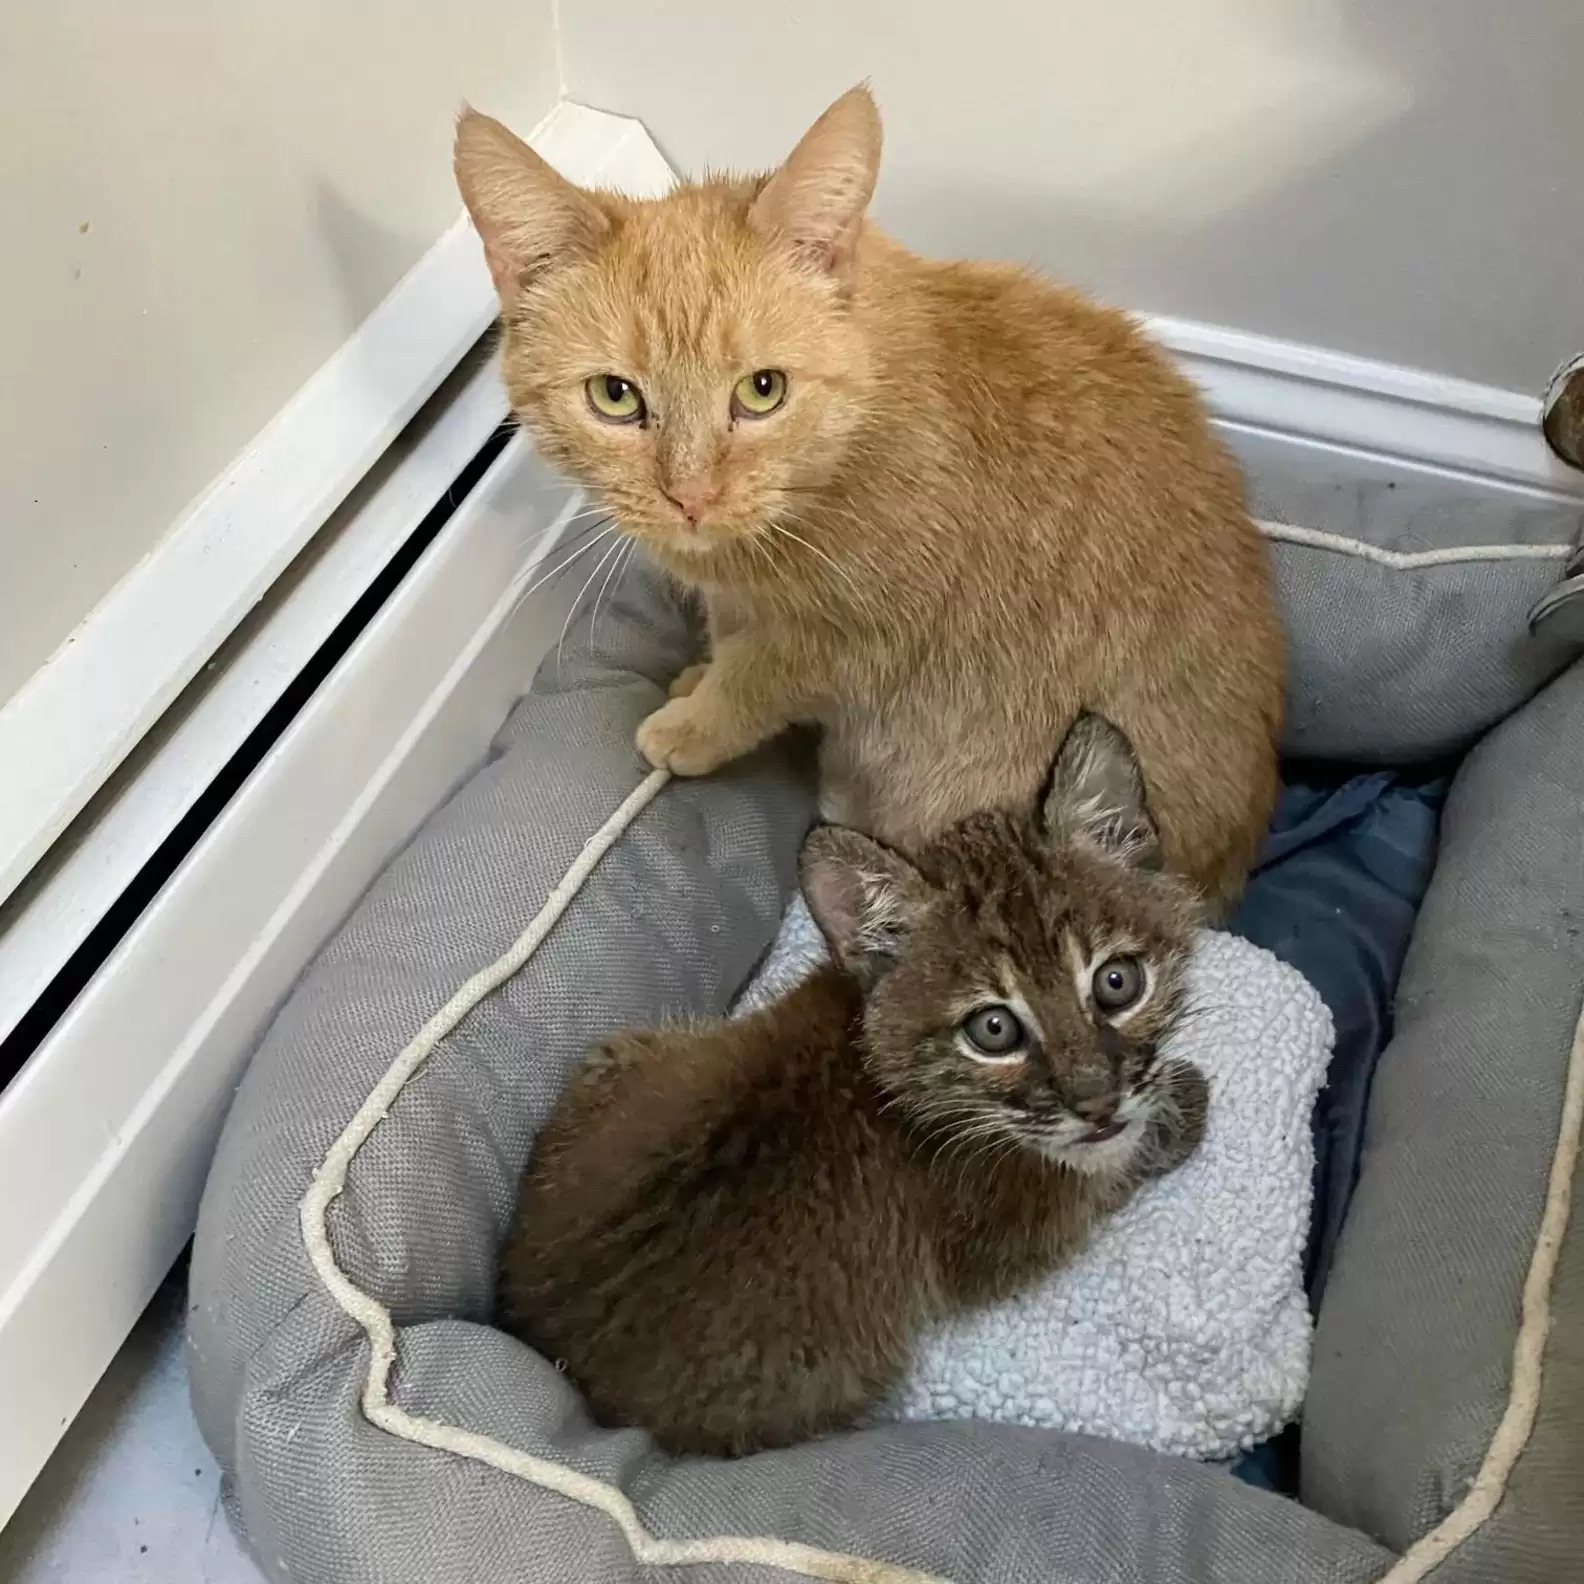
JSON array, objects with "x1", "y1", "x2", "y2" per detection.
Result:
[{"x1": 664, "y1": 480, "x2": 722, "y2": 524}]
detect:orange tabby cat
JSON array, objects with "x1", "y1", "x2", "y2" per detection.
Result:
[{"x1": 455, "y1": 87, "x2": 1283, "y2": 907}]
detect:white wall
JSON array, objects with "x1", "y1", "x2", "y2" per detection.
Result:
[
  {"x1": 7, "y1": 4, "x2": 1575, "y2": 709},
  {"x1": 0, "y1": 3, "x2": 559, "y2": 705},
  {"x1": 561, "y1": 0, "x2": 1582, "y2": 400}
]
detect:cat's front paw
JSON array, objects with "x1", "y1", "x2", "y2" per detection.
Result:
[
  {"x1": 668, "y1": 662, "x2": 710, "y2": 700},
  {"x1": 1140, "y1": 1059, "x2": 1209, "y2": 1177},
  {"x1": 636, "y1": 696, "x2": 740, "y2": 777}
]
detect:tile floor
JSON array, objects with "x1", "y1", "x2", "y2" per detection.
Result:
[{"x1": 0, "y1": 1261, "x2": 261, "y2": 1584}]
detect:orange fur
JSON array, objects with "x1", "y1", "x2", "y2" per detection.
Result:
[{"x1": 455, "y1": 88, "x2": 1283, "y2": 908}]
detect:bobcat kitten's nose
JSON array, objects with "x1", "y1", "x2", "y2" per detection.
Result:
[{"x1": 1073, "y1": 1095, "x2": 1119, "y2": 1127}]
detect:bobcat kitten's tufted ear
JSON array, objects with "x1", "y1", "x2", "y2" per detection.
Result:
[
  {"x1": 1040, "y1": 712, "x2": 1162, "y2": 870},
  {"x1": 800, "y1": 824, "x2": 928, "y2": 987},
  {"x1": 749, "y1": 85, "x2": 882, "y2": 285},
  {"x1": 453, "y1": 106, "x2": 610, "y2": 301}
]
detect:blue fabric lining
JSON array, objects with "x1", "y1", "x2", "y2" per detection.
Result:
[{"x1": 1219, "y1": 769, "x2": 1449, "y2": 1492}]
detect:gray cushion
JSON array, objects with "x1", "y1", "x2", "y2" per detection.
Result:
[
  {"x1": 1244, "y1": 441, "x2": 1583, "y2": 761},
  {"x1": 187, "y1": 562, "x2": 1392, "y2": 1583},
  {"x1": 1439, "y1": 1143, "x2": 1584, "y2": 1584},
  {"x1": 1300, "y1": 654, "x2": 1584, "y2": 1568}
]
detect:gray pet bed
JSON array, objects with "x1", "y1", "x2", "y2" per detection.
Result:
[{"x1": 189, "y1": 478, "x2": 1584, "y2": 1583}]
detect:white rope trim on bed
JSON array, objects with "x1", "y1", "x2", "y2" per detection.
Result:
[
  {"x1": 299, "y1": 766, "x2": 947, "y2": 1584},
  {"x1": 1378, "y1": 998, "x2": 1584, "y2": 1583},
  {"x1": 1255, "y1": 519, "x2": 1574, "y2": 570}
]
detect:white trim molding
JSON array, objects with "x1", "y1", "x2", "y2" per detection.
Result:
[
  {"x1": 1148, "y1": 314, "x2": 1584, "y2": 505},
  {"x1": 0, "y1": 101, "x2": 674, "y2": 915},
  {"x1": 0, "y1": 356, "x2": 508, "y2": 1050}
]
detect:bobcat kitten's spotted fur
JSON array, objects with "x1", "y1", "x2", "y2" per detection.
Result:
[{"x1": 499, "y1": 715, "x2": 1209, "y2": 1457}]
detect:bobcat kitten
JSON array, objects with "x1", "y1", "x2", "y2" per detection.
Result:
[
  {"x1": 499, "y1": 715, "x2": 1209, "y2": 1457},
  {"x1": 455, "y1": 87, "x2": 1283, "y2": 909}
]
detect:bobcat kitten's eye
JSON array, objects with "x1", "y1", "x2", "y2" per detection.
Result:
[
  {"x1": 731, "y1": 369, "x2": 788, "y2": 418},
  {"x1": 1092, "y1": 956, "x2": 1145, "y2": 1012},
  {"x1": 960, "y1": 1004, "x2": 1027, "y2": 1058},
  {"x1": 586, "y1": 375, "x2": 645, "y2": 424}
]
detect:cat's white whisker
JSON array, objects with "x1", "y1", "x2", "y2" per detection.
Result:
[
  {"x1": 516, "y1": 502, "x2": 610, "y2": 553},
  {"x1": 742, "y1": 530, "x2": 778, "y2": 580},
  {"x1": 589, "y1": 538, "x2": 627, "y2": 652},
  {"x1": 505, "y1": 521, "x2": 615, "y2": 625},
  {"x1": 557, "y1": 535, "x2": 626, "y2": 674},
  {"x1": 765, "y1": 521, "x2": 866, "y2": 606},
  {"x1": 947, "y1": 1122, "x2": 1023, "y2": 1196},
  {"x1": 590, "y1": 538, "x2": 637, "y2": 658}
]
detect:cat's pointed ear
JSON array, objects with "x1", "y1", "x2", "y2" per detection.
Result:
[
  {"x1": 1040, "y1": 713, "x2": 1162, "y2": 870},
  {"x1": 749, "y1": 85, "x2": 882, "y2": 284},
  {"x1": 454, "y1": 106, "x2": 609, "y2": 301},
  {"x1": 800, "y1": 825, "x2": 929, "y2": 986}
]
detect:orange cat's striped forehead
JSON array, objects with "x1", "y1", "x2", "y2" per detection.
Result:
[{"x1": 529, "y1": 188, "x2": 859, "y2": 389}]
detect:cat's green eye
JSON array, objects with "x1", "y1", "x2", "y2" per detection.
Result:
[
  {"x1": 960, "y1": 1004, "x2": 1027, "y2": 1059},
  {"x1": 586, "y1": 374, "x2": 645, "y2": 424},
  {"x1": 731, "y1": 369, "x2": 788, "y2": 419},
  {"x1": 1092, "y1": 956, "x2": 1145, "y2": 1013}
]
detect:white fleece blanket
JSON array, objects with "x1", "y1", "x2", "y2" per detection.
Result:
[{"x1": 735, "y1": 898, "x2": 1334, "y2": 1460}]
